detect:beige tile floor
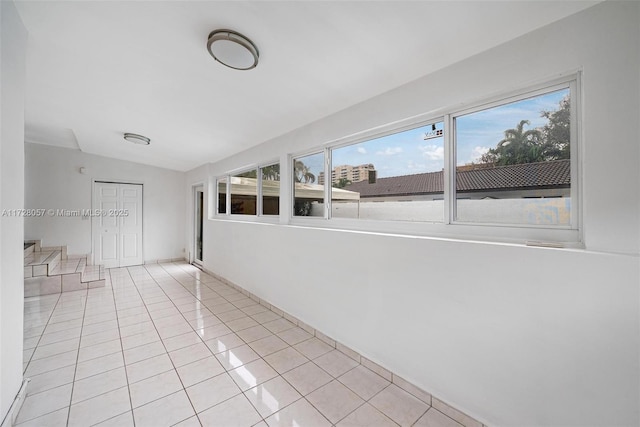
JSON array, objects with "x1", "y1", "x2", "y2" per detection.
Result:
[{"x1": 20, "y1": 261, "x2": 462, "y2": 427}]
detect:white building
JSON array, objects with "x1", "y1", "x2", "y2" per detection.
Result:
[{"x1": 318, "y1": 164, "x2": 375, "y2": 186}]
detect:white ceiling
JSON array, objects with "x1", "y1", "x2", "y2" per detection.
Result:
[{"x1": 15, "y1": 1, "x2": 598, "y2": 172}]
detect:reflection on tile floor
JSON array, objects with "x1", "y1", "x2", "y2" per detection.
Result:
[{"x1": 21, "y1": 261, "x2": 463, "y2": 427}]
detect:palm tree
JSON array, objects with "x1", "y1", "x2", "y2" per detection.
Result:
[
  {"x1": 481, "y1": 120, "x2": 543, "y2": 165},
  {"x1": 261, "y1": 164, "x2": 280, "y2": 181},
  {"x1": 293, "y1": 160, "x2": 317, "y2": 216},
  {"x1": 293, "y1": 160, "x2": 316, "y2": 183}
]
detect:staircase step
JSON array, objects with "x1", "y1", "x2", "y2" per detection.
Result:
[
  {"x1": 23, "y1": 241, "x2": 105, "y2": 295},
  {"x1": 61, "y1": 273, "x2": 84, "y2": 292},
  {"x1": 23, "y1": 242, "x2": 35, "y2": 258},
  {"x1": 24, "y1": 250, "x2": 55, "y2": 266},
  {"x1": 24, "y1": 250, "x2": 62, "y2": 277},
  {"x1": 49, "y1": 259, "x2": 81, "y2": 276},
  {"x1": 24, "y1": 275, "x2": 62, "y2": 297},
  {"x1": 81, "y1": 265, "x2": 104, "y2": 283},
  {"x1": 76, "y1": 258, "x2": 87, "y2": 274}
]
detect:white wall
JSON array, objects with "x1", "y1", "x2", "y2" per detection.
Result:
[
  {"x1": 189, "y1": 3, "x2": 640, "y2": 426},
  {"x1": 25, "y1": 143, "x2": 186, "y2": 262},
  {"x1": 0, "y1": 0, "x2": 27, "y2": 421}
]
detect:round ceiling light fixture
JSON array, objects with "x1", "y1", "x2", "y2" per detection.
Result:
[
  {"x1": 207, "y1": 29, "x2": 259, "y2": 70},
  {"x1": 123, "y1": 133, "x2": 150, "y2": 145}
]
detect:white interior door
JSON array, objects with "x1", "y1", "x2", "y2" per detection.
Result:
[
  {"x1": 94, "y1": 182, "x2": 143, "y2": 268},
  {"x1": 95, "y1": 183, "x2": 119, "y2": 268},
  {"x1": 119, "y1": 184, "x2": 143, "y2": 267}
]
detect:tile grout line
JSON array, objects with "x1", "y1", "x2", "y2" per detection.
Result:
[
  {"x1": 152, "y1": 265, "x2": 236, "y2": 426},
  {"x1": 201, "y1": 264, "x2": 444, "y2": 425},
  {"x1": 157, "y1": 262, "x2": 289, "y2": 424},
  {"x1": 65, "y1": 287, "x2": 90, "y2": 427},
  {"x1": 124, "y1": 265, "x2": 199, "y2": 425},
  {"x1": 172, "y1": 263, "x2": 372, "y2": 425},
  {"x1": 17, "y1": 293, "x2": 77, "y2": 427},
  {"x1": 23, "y1": 261, "x2": 438, "y2": 427},
  {"x1": 153, "y1": 262, "x2": 265, "y2": 425},
  {"x1": 105, "y1": 267, "x2": 137, "y2": 426},
  {"x1": 210, "y1": 271, "x2": 428, "y2": 382},
  {"x1": 165, "y1": 262, "x2": 342, "y2": 425},
  {"x1": 22, "y1": 293, "x2": 62, "y2": 375}
]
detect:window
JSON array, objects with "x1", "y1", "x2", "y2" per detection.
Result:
[
  {"x1": 230, "y1": 170, "x2": 257, "y2": 215},
  {"x1": 215, "y1": 162, "x2": 281, "y2": 218},
  {"x1": 453, "y1": 85, "x2": 573, "y2": 226},
  {"x1": 221, "y1": 76, "x2": 579, "y2": 244},
  {"x1": 330, "y1": 121, "x2": 444, "y2": 222},
  {"x1": 217, "y1": 177, "x2": 227, "y2": 214},
  {"x1": 293, "y1": 152, "x2": 324, "y2": 217},
  {"x1": 261, "y1": 163, "x2": 280, "y2": 215}
]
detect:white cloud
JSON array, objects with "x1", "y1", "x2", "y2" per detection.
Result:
[
  {"x1": 407, "y1": 160, "x2": 426, "y2": 170},
  {"x1": 418, "y1": 144, "x2": 444, "y2": 161},
  {"x1": 470, "y1": 146, "x2": 490, "y2": 162},
  {"x1": 376, "y1": 147, "x2": 403, "y2": 156},
  {"x1": 356, "y1": 147, "x2": 367, "y2": 154}
]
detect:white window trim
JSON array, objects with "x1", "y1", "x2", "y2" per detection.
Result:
[
  {"x1": 212, "y1": 159, "x2": 281, "y2": 223},
  {"x1": 259, "y1": 162, "x2": 281, "y2": 218},
  {"x1": 326, "y1": 118, "x2": 446, "y2": 223},
  {"x1": 214, "y1": 73, "x2": 582, "y2": 248},
  {"x1": 291, "y1": 150, "x2": 326, "y2": 220},
  {"x1": 449, "y1": 77, "x2": 579, "y2": 232},
  {"x1": 229, "y1": 167, "x2": 259, "y2": 217},
  {"x1": 214, "y1": 176, "x2": 229, "y2": 217},
  {"x1": 288, "y1": 73, "x2": 582, "y2": 247}
]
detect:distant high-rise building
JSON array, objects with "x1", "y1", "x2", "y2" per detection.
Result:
[{"x1": 319, "y1": 164, "x2": 376, "y2": 185}]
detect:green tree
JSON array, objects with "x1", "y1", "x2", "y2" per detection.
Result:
[
  {"x1": 293, "y1": 160, "x2": 315, "y2": 184},
  {"x1": 261, "y1": 164, "x2": 280, "y2": 181},
  {"x1": 480, "y1": 120, "x2": 543, "y2": 165},
  {"x1": 479, "y1": 96, "x2": 570, "y2": 166},
  {"x1": 539, "y1": 95, "x2": 570, "y2": 160},
  {"x1": 293, "y1": 160, "x2": 315, "y2": 216},
  {"x1": 333, "y1": 178, "x2": 351, "y2": 188}
]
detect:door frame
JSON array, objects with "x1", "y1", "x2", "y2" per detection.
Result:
[
  {"x1": 192, "y1": 182, "x2": 205, "y2": 267},
  {"x1": 91, "y1": 179, "x2": 144, "y2": 266}
]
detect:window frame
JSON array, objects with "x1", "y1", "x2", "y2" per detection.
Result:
[
  {"x1": 259, "y1": 162, "x2": 281, "y2": 217},
  {"x1": 449, "y1": 75, "x2": 579, "y2": 231},
  {"x1": 288, "y1": 73, "x2": 581, "y2": 246},
  {"x1": 291, "y1": 150, "x2": 327, "y2": 219},
  {"x1": 215, "y1": 176, "x2": 228, "y2": 216},
  {"x1": 215, "y1": 73, "x2": 581, "y2": 246},
  {"x1": 327, "y1": 118, "x2": 446, "y2": 224},
  {"x1": 213, "y1": 160, "x2": 281, "y2": 221},
  {"x1": 228, "y1": 168, "x2": 258, "y2": 216}
]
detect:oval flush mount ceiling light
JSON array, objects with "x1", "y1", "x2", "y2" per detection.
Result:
[
  {"x1": 123, "y1": 133, "x2": 150, "y2": 145},
  {"x1": 207, "y1": 29, "x2": 259, "y2": 70}
]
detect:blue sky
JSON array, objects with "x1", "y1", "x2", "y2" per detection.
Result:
[
  {"x1": 333, "y1": 122, "x2": 444, "y2": 177},
  {"x1": 298, "y1": 88, "x2": 568, "y2": 179},
  {"x1": 456, "y1": 88, "x2": 568, "y2": 167}
]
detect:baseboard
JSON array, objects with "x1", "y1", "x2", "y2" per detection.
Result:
[
  {"x1": 144, "y1": 257, "x2": 187, "y2": 265},
  {"x1": 0, "y1": 378, "x2": 30, "y2": 427},
  {"x1": 198, "y1": 266, "x2": 488, "y2": 427}
]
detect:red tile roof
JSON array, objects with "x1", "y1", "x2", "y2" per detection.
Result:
[{"x1": 344, "y1": 159, "x2": 570, "y2": 197}]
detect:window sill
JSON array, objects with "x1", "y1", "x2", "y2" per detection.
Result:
[{"x1": 288, "y1": 216, "x2": 582, "y2": 248}]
